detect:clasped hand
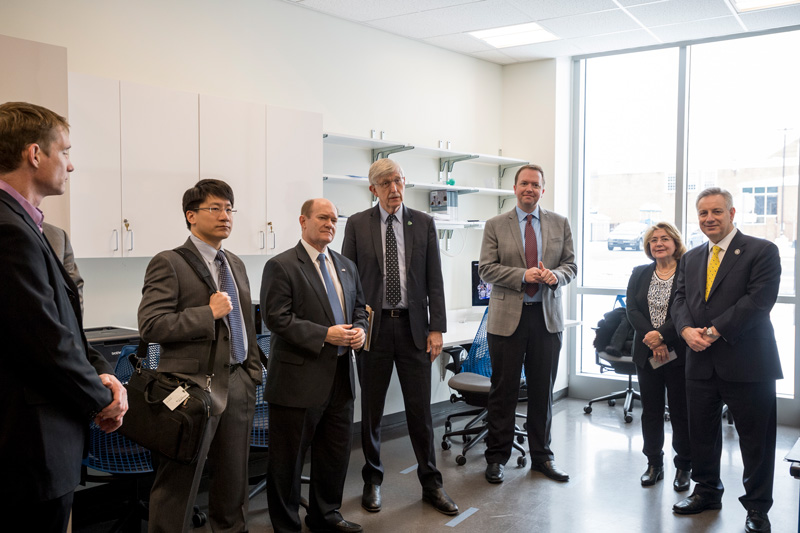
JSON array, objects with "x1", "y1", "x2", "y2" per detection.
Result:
[
  {"x1": 326, "y1": 324, "x2": 365, "y2": 349},
  {"x1": 95, "y1": 373, "x2": 128, "y2": 433},
  {"x1": 525, "y1": 261, "x2": 557, "y2": 286},
  {"x1": 681, "y1": 326, "x2": 718, "y2": 352}
]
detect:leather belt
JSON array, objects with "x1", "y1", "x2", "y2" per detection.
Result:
[
  {"x1": 228, "y1": 363, "x2": 243, "y2": 374},
  {"x1": 382, "y1": 309, "x2": 408, "y2": 317},
  {"x1": 523, "y1": 302, "x2": 542, "y2": 306}
]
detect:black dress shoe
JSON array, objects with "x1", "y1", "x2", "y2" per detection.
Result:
[
  {"x1": 532, "y1": 460, "x2": 570, "y2": 482},
  {"x1": 361, "y1": 483, "x2": 381, "y2": 512},
  {"x1": 673, "y1": 469, "x2": 691, "y2": 492},
  {"x1": 422, "y1": 487, "x2": 459, "y2": 516},
  {"x1": 485, "y1": 462, "x2": 504, "y2": 484},
  {"x1": 640, "y1": 465, "x2": 664, "y2": 486},
  {"x1": 304, "y1": 516, "x2": 363, "y2": 533},
  {"x1": 745, "y1": 510, "x2": 771, "y2": 533},
  {"x1": 672, "y1": 493, "x2": 722, "y2": 515}
]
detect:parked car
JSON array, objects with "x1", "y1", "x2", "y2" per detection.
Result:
[{"x1": 607, "y1": 222, "x2": 648, "y2": 251}]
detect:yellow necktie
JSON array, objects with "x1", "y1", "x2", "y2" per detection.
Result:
[{"x1": 705, "y1": 245, "x2": 721, "y2": 301}]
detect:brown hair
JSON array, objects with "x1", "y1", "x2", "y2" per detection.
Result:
[
  {"x1": 0, "y1": 102, "x2": 70, "y2": 173},
  {"x1": 514, "y1": 164, "x2": 545, "y2": 186}
]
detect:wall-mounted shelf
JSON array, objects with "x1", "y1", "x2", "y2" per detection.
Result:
[{"x1": 323, "y1": 173, "x2": 513, "y2": 197}]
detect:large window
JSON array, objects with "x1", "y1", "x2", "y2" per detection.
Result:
[{"x1": 574, "y1": 30, "x2": 800, "y2": 397}]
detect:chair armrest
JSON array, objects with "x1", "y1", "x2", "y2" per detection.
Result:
[{"x1": 442, "y1": 346, "x2": 467, "y2": 374}]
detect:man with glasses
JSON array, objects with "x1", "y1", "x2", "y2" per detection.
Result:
[
  {"x1": 138, "y1": 179, "x2": 262, "y2": 533},
  {"x1": 342, "y1": 158, "x2": 458, "y2": 515}
]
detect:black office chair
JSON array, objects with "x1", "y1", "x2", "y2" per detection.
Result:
[
  {"x1": 441, "y1": 308, "x2": 528, "y2": 467},
  {"x1": 583, "y1": 296, "x2": 641, "y2": 423}
]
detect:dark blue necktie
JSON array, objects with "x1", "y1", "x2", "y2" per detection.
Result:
[
  {"x1": 216, "y1": 250, "x2": 246, "y2": 364},
  {"x1": 318, "y1": 253, "x2": 346, "y2": 354},
  {"x1": 385, "y1": 214, "x2": 401, "y2": 307}
]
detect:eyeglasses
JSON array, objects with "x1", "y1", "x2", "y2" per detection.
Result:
[
  {"x1": 375, "y1": 177, "x2": 404, "y2": 190},
  {"x1": 195, "y1": 206, "x2": 237, "y2": 216}
]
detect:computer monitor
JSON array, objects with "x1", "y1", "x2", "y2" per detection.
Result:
[{"x1": 471, "y1": 260, "x2": 491, "y2": 306}]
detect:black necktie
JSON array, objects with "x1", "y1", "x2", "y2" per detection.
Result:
[{"x1": 385, "y1": 214, "x2": 400, "y2": 307}]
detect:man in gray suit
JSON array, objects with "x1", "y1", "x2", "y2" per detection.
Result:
[
  {"x1": 138, "y1": 179, "x2": 262, "y2": 533},
  {"x1": 42, "y1": 222, "x2": 84, "y2": 310},
  {"x1": 479, "y1": 164, "x2": 577, "y2": 484},
  {"x1": 261, "y1": 198, "x2": 368, "y2": 533}
]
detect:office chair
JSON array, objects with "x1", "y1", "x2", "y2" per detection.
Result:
[
  {"x1": 583, "y1": 295, "x2": 641, "y2": 423},
  {"x1": 79, "y1": 343, "x2": 159, "y2": 532},
  {"x1": 441, "y1": 308, "x2": 528, "y2": 467}
]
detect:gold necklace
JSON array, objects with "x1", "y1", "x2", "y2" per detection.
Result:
[{"x1": 655, "y1": 264, "x2": 676, "y2": 278}]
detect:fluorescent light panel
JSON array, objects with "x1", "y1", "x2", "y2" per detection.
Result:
[
  {"x1": 470, "y1": 22, "x2": 559, "y2": 48},
  {"x1": 731, "y1": 0, "x2": 800, "y2": 12}
]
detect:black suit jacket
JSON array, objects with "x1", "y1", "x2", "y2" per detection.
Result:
[
  {"x1": 672, "y1": 230, "x2": 782, "y2": 382},
  {"x1": 626, "y1": 261, "x2": 686, "y2": 369},
  {"x1": 0, "y1": 189, "x2": 112, "y2": 500},
  {"x1": 341, "y1": 204, "x2": 446, "y2": 351},
  {"x1": 260, "y1": 242, "x2": 369, "y2": 408}
]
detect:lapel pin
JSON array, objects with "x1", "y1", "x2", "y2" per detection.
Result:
[
  {"x1": 341, "y1": 268, "x2": 346, "y2": 272},
  {"x1": 734, "y1": 249, "x2": 741, "y2": 255}
]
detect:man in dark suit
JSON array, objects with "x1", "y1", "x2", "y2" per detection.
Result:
[
  {"x1": 342, "y1": 158, "x2": 458, "y2": 515},
  {"x1": 671, "y1": 187, "x2": 782, "y2": 533},
  {"x1": 261, "y1": 198, "x2": 369, "y2": 533},
  {"x1": 0, "y1": 102, "x2": 127, "y2": 532},
  {"x1": 138, "y1": 179, "x2": 262, "y2": 533},
  {"x1": 479, "y1": 164, "x2": 577, "y2": 484}
]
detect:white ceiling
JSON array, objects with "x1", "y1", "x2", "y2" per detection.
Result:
[{"x1": 281, "y1": 0, "x2": 800, "y2": 64}]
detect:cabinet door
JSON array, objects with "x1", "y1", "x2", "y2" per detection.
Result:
[
  {"x1": 120, "y1": 82, "x2": 199, "y2": 257},
  {"x1": 199, "y1": 94, "x2": 267, "y2": 255},
  {"x1": 68, "y1": 72, "x2": 123, "y2": 258},
  {"x1": 265, "y1": 106, "x2": 322, "y2": 253}
]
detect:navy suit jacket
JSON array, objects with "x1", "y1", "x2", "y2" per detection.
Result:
[
  {"x1": 260, "y1": 242, "x2": 369, "y2": 408},
  {"x1": 0, "y1": 189, "x2": 112, "y2": 500},
  {"x1": 671, "y1": 230, "x2": 782, "y2": 382},
  {"x1": 342, "y1": 204, "x2": 446, "y2": 351}
]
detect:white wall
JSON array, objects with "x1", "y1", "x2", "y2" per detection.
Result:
[{"x1": 1, "y1": 0, "x2": 565, "y2": 416}]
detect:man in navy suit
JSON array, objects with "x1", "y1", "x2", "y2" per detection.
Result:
[
  {"x1": 671, "y1": 187, "x2": 782, "y2": 533},
  {"x1": 0, "y1": 102, "x2": 127, "y2": 532},
  {"x1": 342, "y1": 158, "x2": 457, "y2": 515},
  {"x1": 261, "y1": 198, "x2": 369, "y2": 533}
]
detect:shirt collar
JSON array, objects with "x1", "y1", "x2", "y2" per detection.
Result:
[
  {"x1": 301, "y1": 238, "x2": 328, "y2": 262},
  {"x1": 0, "y1": 179, "x2": 44, "y2": 231},
  {"x1": 378, "y1": 203, "x2": 403, "y2": 224},
  {"x1": 189, "y1": 234, "x2": 222, "y2": 263},
  {"x1": 516, "y1": 205, "x2": 540, "y2": 223},
  {"x1": 708, "y1": 227, "x2": 737, "y2": 252}
]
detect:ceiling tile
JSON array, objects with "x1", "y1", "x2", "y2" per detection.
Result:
[
  {"x1": 366, "y1": 0, "x2": 532, "y2": 39},
  {"x1": 424, "y1": 33, "x2": 495, "y2": 53},
  {"x1": 470, "y1": 49, "x2": 520, "y2": 63},
  {"x1": 500, "y1": 39, "x2": 584, "y2": 60},
  {"x1": 627, "y1": 0, "x2": 733, "y2": 27},
  {"x1": 506, "y1": 0, "x2": 619, "y2": 20},
  {"x1": 568, "y1": 28, "x2": 660, "y2": 54},
  {"x1": 537, "y1": 8, "x2": 641, "y2": 39},
  {"x1": 738, "y1": 5, "x2": 800, "y2": 32},
  {"x1": 616, "y1": 0, "x2": 671, "y2": 6},
  {"x1": 649, "y1": 16, "x2": 744, "y2": 42},
  {"x1": 291, "y1": 0, "x2": 483, "y2": 23}
]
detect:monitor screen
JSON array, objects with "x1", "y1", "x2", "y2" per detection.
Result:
[{"x1": 471, "y1": 260, "x2": 491, "y2": 306}]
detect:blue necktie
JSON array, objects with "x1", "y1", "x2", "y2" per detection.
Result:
[
  {"x1": 385, "y1": 214, "x2": 401, "y2": 307},
  {"x1": 318, "y1": 253, "x2": 347, "y2": 354},
  {"x1": 216, "y1": 250, "x2": 246, "y2": 364}
]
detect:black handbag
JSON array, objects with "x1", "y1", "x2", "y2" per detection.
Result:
[{"x1": 117, "y1": 245, "x2": 223, "y2": 465}]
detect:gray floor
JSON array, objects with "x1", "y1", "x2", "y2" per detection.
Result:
[{"x1": 197, "y1": 397, "x2": 800, "y2": 533}]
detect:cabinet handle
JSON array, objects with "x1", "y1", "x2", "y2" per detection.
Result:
[
  {"x1": 112, "y1": 229, "x2": 119, "y2": 251},
  {"x1": 259, "y1": 231, "x2": 265, "y2": 250},
  {"x1": 128, "y1": 229, "x2": 134, "y2": 251}
]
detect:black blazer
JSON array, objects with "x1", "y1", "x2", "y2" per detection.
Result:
[
  {"x1": 0, "y1": 190, "x2": 112, "y2": 500},
  {"x1": 672, "y1": 231, "x2": 783, "y2": 382},
  {"x1": 341, "y1": 204, "x2": 446, "y2": 351},
  {"x1": 260, "y1": 242, "x2": 369, "y2": 408},
  {"x1": 625, "y1": 261, "x2": 686, "y2": 369}
]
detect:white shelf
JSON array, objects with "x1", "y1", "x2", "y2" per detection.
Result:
[
  {"x1": 434, "y1": 219, "x2": 485, "y2": 230},
  {"x1": 323, "y1": 173, "x2": 513, "y2": 196},
  {"x1": 323, "y1": 132, "x2": 407, "y2": 150}
]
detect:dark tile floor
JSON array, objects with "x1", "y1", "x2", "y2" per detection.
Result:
[{"x1": 198, "y1": 397, "x2": 800, "y2": 533}]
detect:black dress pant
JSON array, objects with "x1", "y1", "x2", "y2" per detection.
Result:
[
  {"x1": 687, "y1": 371, "x2": 776, "y2": 512},
  {"x1": 358, "y1": 312, "x2": 442, "y2": 489},
  {"x1": 635, "y1": 358, "x2": 691, "y2": 470},
  {"x1": 267, "y1": 354, "x2": 354, "y2": 533},
  {"x1": 5, "y1": 489, "x2": 73, "y2": 533},
  {"x1": 485, "y1": 303, "x2": 562, "y2": 465}
]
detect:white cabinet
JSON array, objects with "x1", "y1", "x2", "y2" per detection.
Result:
[
  {"x1": 199, "y1": 94, "x2": 267, "y2": 255},
  {"x1": 68, "y1": 72, "x2": 123, "y2": 258},
  {"x1": 120, "y1": 81, "x2": 199, "y2": 257},
  {"x1": 265, "y1": 106, "x2": 322, "y2": 253}
]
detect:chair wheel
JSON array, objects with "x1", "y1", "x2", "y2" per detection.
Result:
[
  {"x1": 455, "y1": 455, "x2": 467, "y2": 466},
  {"x1": 516, "y1": 435, "x2": 525, "y2": 444},
  {"x1": 523, "y1": 422, "x2": 527, "y2": 430},
  {"x1": 441, "y1": 440, "x2": 451, "y2": 450},
  {"x1": 608, "y1": 399, "x2": 616, "y2": 406},
  {"x1": 584, "y1": 405, "x2": 592, "y2": 414},
  {"x1": 625, "y1": 414, "x2": 633, "y2": 423},
  {"x1": 517, "y1": 456, "x2": 527, "y2": 468},
  {"x1": 445, "y1": 421, "x2": 452, "y2": 432},
  {"x1": 191, "y1": 506, "x2": 207, "y2": 527}
]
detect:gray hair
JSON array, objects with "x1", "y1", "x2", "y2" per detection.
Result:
[
  {"x1": 695, "y1": 187, "x2": 733, "y2": 210},
  {"x1": 368, "y1": 158, "x2": 404, "y2": 187}
]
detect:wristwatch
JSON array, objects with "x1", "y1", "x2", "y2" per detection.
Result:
[{"x1": 705, "y1": 327, "x2": 719, "y2": 339}]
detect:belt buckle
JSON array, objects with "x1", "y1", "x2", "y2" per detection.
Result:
[{"x1": 390, "y1": 309, "x2": 401, "y2": 318}]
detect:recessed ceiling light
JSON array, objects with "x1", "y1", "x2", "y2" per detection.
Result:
[
  {"x1": 731, "y1": 0, "x2": 800, "y2": 12},
  {"x1": 470, "y1": 22, "x2": 559, "y2": 49}
]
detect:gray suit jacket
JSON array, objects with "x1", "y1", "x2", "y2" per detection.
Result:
[
  {"x1": 479, "y1": 207, "x2": 577, "y2": 336},
  {"x1": 42, "y1": 222, "x2": 84, "y2": 310},
  {"x1": 138, "y1": 238, "x2": 261, "y2": 416}
]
